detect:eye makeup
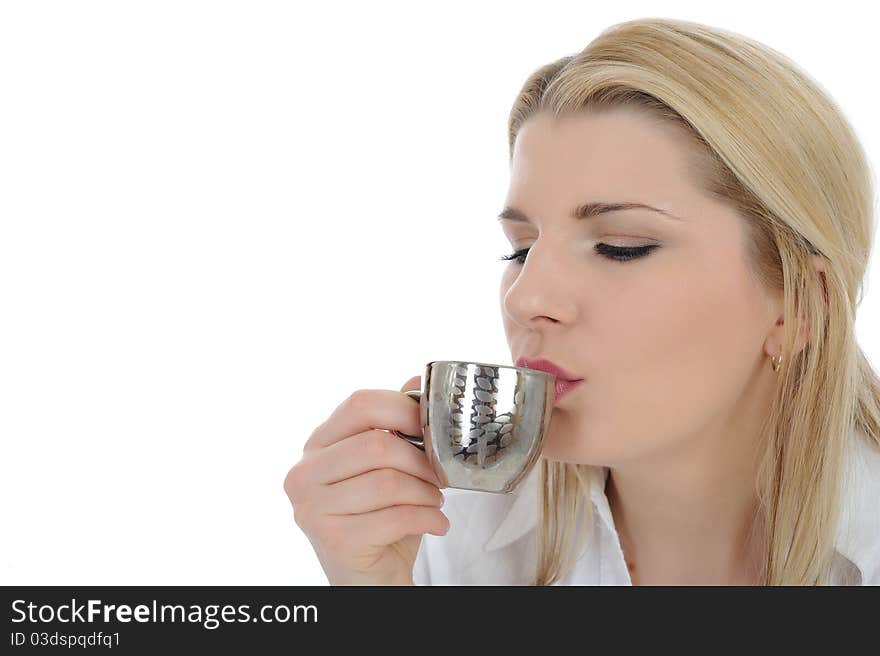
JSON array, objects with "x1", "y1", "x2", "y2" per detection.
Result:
[{"x1": 499, "y1": 243, "x2": 660, "y2": 265}]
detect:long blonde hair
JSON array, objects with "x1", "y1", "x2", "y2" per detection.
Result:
[{"x1": 506, "y1": 17, "x2": 880, "y2": 585}]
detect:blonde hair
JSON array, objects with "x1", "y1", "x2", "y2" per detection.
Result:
[{"x1": 506, "y1": 17, "x2": 880, "y2": 585}]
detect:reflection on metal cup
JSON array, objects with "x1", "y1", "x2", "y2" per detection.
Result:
[{"x1": 393, "y1": 360, "x2": 555, "y2": 493}]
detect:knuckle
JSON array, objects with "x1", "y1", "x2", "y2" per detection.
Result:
[
  {"x1": 283, "y1": 460, "x2": 309, "y2": 500},
  {"x1": 291, "y1": 500, "x2": 312, "y2": 530},
  {"x1": 347, "y1": 389, "x2": 371, "y2": 412},
  {"x1": 365, "y1": 431, "x2": 390, "y2": 461},
  {"x1": 283, "y1": 463, "x2": 301, "y2": 496}
]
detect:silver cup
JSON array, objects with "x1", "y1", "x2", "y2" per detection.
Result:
[{"x1": 393, "y1": 361, "x2": 556, "y2": 494}]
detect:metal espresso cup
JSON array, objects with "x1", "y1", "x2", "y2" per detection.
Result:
[{"x1": 392, "y1": 361, "x2": 556, "y2": 494}]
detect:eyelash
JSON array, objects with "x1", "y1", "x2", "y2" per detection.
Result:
[{"x1": 499, "y1": 244, "x2": 660, "y2": 265}]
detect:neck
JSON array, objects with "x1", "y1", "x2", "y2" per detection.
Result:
[{"x1": 604, "y1": 385, "x2": 772, "y2": 585}]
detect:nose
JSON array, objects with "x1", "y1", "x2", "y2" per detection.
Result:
[{"x1": 500, "y1": 238, "x2": 578, "y2": 328}]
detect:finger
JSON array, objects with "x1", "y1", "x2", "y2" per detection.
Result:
[
  {"x1": 328, "y1": 505, "x2": 450, "y2": 549},
  {"x1": 400, "y1": 375, "x2": 421, "y2": 393},
  {"x1": 313, "y1": 428, "x2": 442, "y2": 488},
  {"x1": 320, "y1": 468, "x2": 444, "y2": 515},
  {"x1": 304, "y1": 387, "x2": 422, "y2": 451}
]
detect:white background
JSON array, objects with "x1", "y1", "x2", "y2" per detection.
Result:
[{"x1": 1, "y1": 1, "x2": 877, "y2": 585}]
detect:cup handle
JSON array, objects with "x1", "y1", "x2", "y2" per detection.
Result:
[{"x1": 392, "y1": 390, "x2": 425, "y2": 451}]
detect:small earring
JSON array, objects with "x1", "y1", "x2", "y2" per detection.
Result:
[{"x1": 771, "y1": 354, "x2": 782, "y2": 372}]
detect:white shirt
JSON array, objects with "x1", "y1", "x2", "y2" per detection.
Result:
[{"x1": 413, "y1": 426, "x2": 880, "y2": 585}]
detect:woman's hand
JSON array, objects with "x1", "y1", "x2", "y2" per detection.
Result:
[{"x1": 283, "y1": 376, "x2": 448, "y2": 585}]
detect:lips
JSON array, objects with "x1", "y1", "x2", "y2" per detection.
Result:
[
  {"x1": 553, "y1": 378, "x2": 583, "y2": 403},
  {"x1": 514, "y1": 356, "x2": 583, "y2": 382}
]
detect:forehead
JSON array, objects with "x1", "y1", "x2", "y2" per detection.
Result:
[{"x1": 509, "y1": 109, "x2": 700, "y2": 206}]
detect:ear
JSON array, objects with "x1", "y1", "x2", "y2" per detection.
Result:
[{"x1": 766, "y1": 255, "x2": 828, "y2": 360}]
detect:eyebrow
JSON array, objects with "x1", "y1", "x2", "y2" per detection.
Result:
[{"x1": 497, "y1": 202, "x2": 683, "y2": 223}]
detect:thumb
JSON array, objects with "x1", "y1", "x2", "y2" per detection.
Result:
[{"x1": 400, "y1": 375, "x2": 421, "y2": 393}]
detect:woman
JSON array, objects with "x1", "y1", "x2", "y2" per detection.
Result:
[{"x1": 284, "y1": 17, "x2": 880, "y2": 585}]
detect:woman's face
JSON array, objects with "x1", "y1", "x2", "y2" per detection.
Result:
[{"x1": 499, "y1": 108, "x2": 781, "y2": 466}]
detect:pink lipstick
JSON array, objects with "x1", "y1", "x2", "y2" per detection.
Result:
[
  {"x1": 553, "y1": 378, "x2": 583, "y2": 403},
  {"x1": 515, "y1": 357, "x2": 584, "y2": 403}
]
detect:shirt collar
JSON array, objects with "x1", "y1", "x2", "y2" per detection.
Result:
[
  {"x1": 483, "y1": 461, "x2": 615, "y2": 552},
  {"x1": 832, "y1": 425, "x2": 880, "y2": 582},
  {"x1": 483, "y1": 427, "x2": 880, "y2": 583}
]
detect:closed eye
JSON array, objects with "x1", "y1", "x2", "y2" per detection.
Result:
[{"x1": 499, "y1": 244, "x2": 660, "y2": 265}]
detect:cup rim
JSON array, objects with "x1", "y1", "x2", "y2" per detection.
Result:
[{"x1": 426, "y1": 360, "x2": 556, "y2": 379}]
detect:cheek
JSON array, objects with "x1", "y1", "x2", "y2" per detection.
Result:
[{"x1": 561, "y1": 252, "x2": 766, "y2": 463}]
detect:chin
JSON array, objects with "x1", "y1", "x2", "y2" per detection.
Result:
[
  {"x1": 539, "y1": 417, "x2": 627, "y2": 466},
  {"x1": 540, "y1": 424, "x2": 596, "y2": 463}
]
